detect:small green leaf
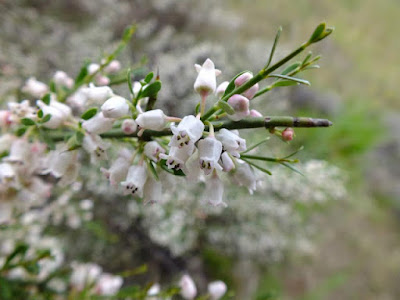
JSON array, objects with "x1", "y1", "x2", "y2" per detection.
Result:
[
  {"x1": 241, "y1": 137, "x2": 270, "y2": 154},
  {"x1": 222, "y1": 70, "x2": 252, "y2": 99},
  {"x1": 140, "y1": 80, "x2": 161, "y2": 98},
  {"x1": 309, "y1": 22, "x2": 326, "y2": 43},
  {"x1": 280, "y1": 161, "x2": 305, "y2": 176},
  {"x1": 241, "y1": 158, "x2": 272, "y2": 175},
  {"x1": 122, "y1": 25, "x2": 136, "y2": 43},
  {"x1": 49, "y1": 80, "x2": 56, "y2": 93},
  {"x1": 42, "y1": 93, "x2": 51, "y2": 105},
  {"x1": 272, "y1": 80, "x2": 298, "y2": 88},
  {"x1": 269, "y1": 74, "x2": 310, "y2": 86},
  {"x1": 81, "y1": 108, "x2": 98, "y2": 120},
  {"x1": 144, "y1": 72, "x2": 154, "y2": 83},
  {"x1": 302, "y1": 52, "x2": 313, "y2": 65},
  {"x1": 217, "y1": 100, "x2": 235, "y2": 115},
  {"x1": 20, "y1": 118, "x2": 36, "y2": 126},
  {"x1": 66, "y1": 133, "x2": 83, "y2": 151},
  {"x1": 74, "y1": 61, "x2": 90, "y2": 87},
  {"x1": 283, "y1": 145, "x2": 304, "y2": 159},
  {"x1": 15, "y1": 127, "x2": 27, "y2": 137},
  {"x1": 127, "y1": 68, "x2": 133, "y2": 95},
  {"x1": 24, "y1": 262, "x2": 40, "y2": 275},
  {"x1": 4, "y1": 244, "x2": 28, "y2": 267},
  {"x1": 146, "y1": 159, "x2": 159, "y2": 181},
  {"x1": 281, "y1": 62, "x2": 301, "y2": 75},
  {"x1": 303, "y1": 65, "x2": 320, "y2": 71},
  {"x1": 264, "y1": 26, "x2": 282, "y2": 69},
  {"x1": 37, "y1": 109, "x2": 43, "y2": 118},
  {"x1": 41, "y1": 114, "x2": 52, "y2": 123},
  {"x1": 195, "y1": 103, "x2": 201, "y2": 115}
]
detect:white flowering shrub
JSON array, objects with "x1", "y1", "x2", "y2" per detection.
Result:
[{"x1": 0, "y1": 20, "x2": 345, "y2": 299}]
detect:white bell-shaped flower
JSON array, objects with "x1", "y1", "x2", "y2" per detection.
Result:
[
  {"x1": 204, "y1": 173, "x2": 226, "y2": 207},
  {"x1": 144, "y1": 141, "x2": 165, "y2": 162},
  {"x1": 82, "y1": 84, "x2": 114, "y2": 105},
  {"x1": 101, "y1": 96, "x2": 130, "y2": 118},
  {"x1": 160, "y1": 143, "x2": 194, "y2": 172},
  {"x1": 208, "y1": 281, "x2": 227, "y2": 300},
  {"x1": 170, "y1": 115, "x2": 204, "y2": 148},
  {"x1": 233, "y1": 160, "x2": 257, "y2": 194},
  {"x1": 135, "y1": 109, "x2": 167, "y2": 131},
  {"x1": 87, "y1": 63, "x2": 100, "y2": 75},
  {"x1": 49, "y1": 97, "x2": 72, "y2": 119},
  {"x1": 41, "y1": 146, "x2": 77, "y2": 178},
  {"x1": 146, "y1": 283, "x2": 161, "y2": 299},
  {"x1": 220, "y1": 151, "x2": 234, "y2": 172},
  {"x1": 121, "y1": 165, "x2": 147, "y2": 197},
  {"x1": 95, "y1": 273, "x2": 123, "y2": 296},
  {"x1": 227, "y1": 94, "x2": 250, "y2": 121},
  {"x1": 21, "y1": 77, "x2": 48, "y2": 98},
  {"x1": 198, "y1": 137, "x2": 223, "y2": 175},
  {"x1": 143, "y1": 176, "x2": 162, "y2": 204},
  {"x1": 121, "y1": 119, "x2": 137, "y2": 134},
  {"x1": 101, "y1": 157, "x2": 130, "y2": 187},
  {"x1": 179, "y1": 274, "x2": 197, "y2": 300},
  {"x1": 184, "y1": 149, "x2": 203, "y2": 182},
  {"x1": 216, "y1": 128, "x2": 246, "y2": 157},
  {"x1": 194, "y1": 58, "x2": 221, "y2": 96},
  {"x1": 132, "y1": 81, "x2": 142, "y2": 98},
  {"x1": 82, "y1": 112, "x2": 114, "y2": 135},
  {"x1": 4, "y1": 139, "x2": 30, "y2": 164},
  {"x1": 82, "y1": 134, "x2": 110, "y2": 163},
  {"x1": 0, "y1": 163, "x2": 16, "y2": 184},
  {"x1": 36, "y1": 100, "x2": 66, "y2": 129}
]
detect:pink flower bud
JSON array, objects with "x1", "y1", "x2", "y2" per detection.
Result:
[
  {"x1": 87, "y1": 63, "x2": 100, "y2": 75},
  {"x1": 104, "y1": 60, "x2": 121, "y2": 74},
  {"x1": 227, "y1": 94, "x2": 250, "y2": 121},
  {"x1": 0, "y1": 110, "x2": 12, "y2": 127},
  {"x1": 282, "y1": 127, "x2": 294, "y2": 141},
  {"x1": 220, "y1": 151, "x2": 235, "y2": 172},
  {"x1": 95, "y1": 75, "x2": 110, "y2": 86},
  {"x1": 121, "y1": 119, "x2": 137, "y2": 134},
  {"x1": 179, "y1": 274, "x2": 197, "y2": 300},
  {"x1": 216, "y1": 81, "x2": 229, "y2": 98},
  {"x1": 208, "y1": 281, "x2": 227, "y2": 300},
  {"x1": 234, "y1": 72, "x2": 252, "y2": 87},
  {"x1": 243, "y1": 83, "x2": 259, "y2": 100},
  {"x1": 249, "y1": 109, "x2": 263, "y2": 117}
]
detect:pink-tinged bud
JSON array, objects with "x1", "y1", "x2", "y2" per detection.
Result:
[
  {"x1": 144, "y1": 141, "x2": 165, "y2": 162},
  {"x1": 227, "y1": 94, "x2": 250, "y2": 121},
  {"x1": 249, "y1": 109, "x2": 263, "y2": 117},
  {"x1": 234, "y1": 72, "x2": 253, "y2": 87},
  {"x1": 179, "y1": 274, "x2": 197, "y2": 300},
  {"x1": 243, "y1": 83, "x2": 259, "y2": 100},
  {"x1": 101, "y1": 96, "x2": 130, "y2": 118},
  {"x1": 95, "y1": 273, "x2": 123, "y2": 296},
  {"x1": 194, "y1": 58, "x2": 220, "y2": 96},
  {"x1": 121, "y1": 119, "x2": 137, "y2": 134},
  {"x1": 82, "y1": 85, "x2": 114, "y2": 105},
  {"x1": 216, "y1": 81, "x2": 229, "y2": 98},
  {"x1": 95, "y1": 75, "x2": 110, "y2": 86},
  {"x1": 87, "y1": 63, "x2": 100, "y2": 75},
  {"x1": 208, "y1": 281, "x2": 227, "y2": 300},
  {"x1": 282, "y1": 127, "x2": 294, "y2": 141},
  {"x1": 82, "y1": 112, "x2": 114, "y2": 134},
  {"x1": 104, "y1": 60, "x2": 121, "y2": 74},
  {"x1": 0, "y1": 110, "x2": 12, "y2": 127}
]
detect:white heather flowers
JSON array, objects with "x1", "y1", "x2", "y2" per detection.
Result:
[
  {"x1": 160, "y1": 143, "x2": 195, "y2": 172},
  {"x1": 82, "y1": 84, "x2": 114, "y2": 105},
  {"x1": 95, "y1": 273, "x2": 123, "y2": 296},
  {"x1": 70, "y1": 262, "x2": 102, "y2": 291},
  {"x1": 101, "y1": 157, "x2": 130, "y2": 187},
  {"x1": 82, "y1": 112, "x2": 114, "y2": 134},
  {"x1": 194, "y1": 58, "x2": 221, "y2": 96},
  {"x1": 216, "y1": 128, "x2": 246, "y2": 157},
  {"x1": 36, "y1": 100, "x2": 66, "y2": 129},
  {"x1": 82, "y1": 134, "x2": 110, "y2": 163},
  {"x1": 143, "y1": 176, "x2": 162, "y2": 204},
  {"x1": 179, "y1": 274, "x2": 197, "y2": 300},
  {"x1": 234, "y1": 160, "x2": 257, "y2": 194},
  {"x1": 121, "y1": 165, "x2": 148, "y2": 197},
  {"x1": 208, "y1": 281, "x2": 227, "y2": 300},
  {"x1": 53, "y1": 71, "x2": 74, "y2": 88},
  {"x1": 198, "y1": 137, "x2": 223, "y2": 175},
  {"x1": 101, "y1": 96, "x2": 130, "y2": 118},
  {"x1": 135, "y1": 109, "x2": 167, "y2": 131},
  {"x1": 170, "y1": 115, "x2": 204, "y2": 148}
]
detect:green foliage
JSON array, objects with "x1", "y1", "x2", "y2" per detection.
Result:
[{"x1": 81, "y1": 108, "x2": 98, "y2": 120}]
